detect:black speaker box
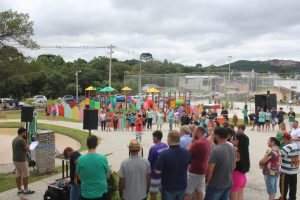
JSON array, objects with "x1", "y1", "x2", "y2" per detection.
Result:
[
  {"x1": 21, "y1": 106, "x2": 34, "y2": 122},
  {"x1": 83, "y1": 109, "x2": 98, "y2": 130},
  {"x1": 255, "y1": 94, "x2": 277, "y2": 111}
]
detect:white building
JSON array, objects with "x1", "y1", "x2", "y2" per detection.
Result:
[{"x1": 178, "y1": 75, "x2": 220, "y2": 92}]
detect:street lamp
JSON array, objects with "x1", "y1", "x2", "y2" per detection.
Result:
[{"x1": 75, "y1": 70, "x2": 81, "y2": 104}]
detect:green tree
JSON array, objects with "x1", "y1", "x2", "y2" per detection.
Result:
[
  {"x1": 0, "y1": 9, "x2": 38, "y2": 49},
  {"x1": 140, "y1": 53, "x2": 153, "y2": 62}
]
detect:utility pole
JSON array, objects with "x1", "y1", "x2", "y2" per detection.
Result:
[
  {"x1": 75, "y1": 70, "x2": 81, "y2": 105},
  {"x1": 109, "y1": 44, "x2": 113, "y2": 87},
  {"x1": 139, "y1": 61, "x2": 142, "y2": 94}
]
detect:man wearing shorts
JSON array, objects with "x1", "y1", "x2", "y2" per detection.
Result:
[
  {"x1": 148, "y1": 131, "x2": 168, "y2": 200},
  {"x1": 185, "y1": 126, "x2": 210, "y2": 200},
  {"x1": 12, "y1": 128, "x2": 35, "y2": 195}
]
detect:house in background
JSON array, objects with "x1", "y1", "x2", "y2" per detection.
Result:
[{"x1": 178, "y1": 75, "x2": 220, "y2": 92}]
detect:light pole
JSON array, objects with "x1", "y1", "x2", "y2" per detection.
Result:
[
  {"x1": 139, "y1": 61, "x2": 142, "y2": 94},
  {"x1": 75, "y1": 70, "x2": 81, "y2": 104},
  {"x1": 108, "y1": 44, "x2": 114, "y2": 87}
]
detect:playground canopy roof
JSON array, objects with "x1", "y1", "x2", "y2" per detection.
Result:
[
  {"x1": 100, "y1": 86, "x2": 116, "y2": 92},
  {"x1": 147, "y1": 88, "x2": 160, "y2": 93},
  {"x1": 94, "y1": 87, "x2": 102, "y2": 92},
  {"x1": 162, "y1": 88, "x2": 176, "y2": 93},
  {"x1": 121, "y1": 86, "x2": 132, "y2": 91},
  {"x1": 85, "y1": 86, "x2": 95, "y2": 91}
]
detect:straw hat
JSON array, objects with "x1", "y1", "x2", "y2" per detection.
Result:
[{"x1": 128, "y1": 139, "x2": 141, "y2": 150}]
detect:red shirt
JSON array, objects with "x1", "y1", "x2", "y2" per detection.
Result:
[
  {"x1": 188, "y1": 138, "x2": 210, "y2": 174},
  {"x1": 135, "y1": 118, "x2": 143, "y2": 132}
]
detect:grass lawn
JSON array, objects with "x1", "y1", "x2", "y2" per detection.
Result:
[
  {"x1": 0, "y1": 122, "x2": 90, "y2": 193},
  {"x1": 1, "y1": 109, "x2": 79, "y2": 122}
]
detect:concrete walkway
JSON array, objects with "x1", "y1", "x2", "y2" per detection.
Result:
[{"x1": 0, "y1": 119, "x2": 299, "y2": 200}]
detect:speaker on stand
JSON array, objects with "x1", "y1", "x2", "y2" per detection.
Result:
[
  {"x1": 21, "y1": 106, "x2": 34, "y2": 140},
  {"x1": 83, "y1": 109, "x2": 98, "y2": 136}
]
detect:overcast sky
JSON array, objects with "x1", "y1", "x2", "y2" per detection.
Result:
[{"x1": 1, "y1": 0, "x2": 300, "y2": 66}]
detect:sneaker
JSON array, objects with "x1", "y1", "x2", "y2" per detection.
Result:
[
  {"x1": 23, "y1": 189, "x2": 35, "y2": 195},
  {"x1": 17, "y1": 190, "x2": 23, "y2": 195}
]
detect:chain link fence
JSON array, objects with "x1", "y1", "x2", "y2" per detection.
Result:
[{"x1": 124, "y1": 72, "x2": 300, "y2": 102}]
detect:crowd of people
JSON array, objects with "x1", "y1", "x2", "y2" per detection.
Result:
[{"x1": 12, "y1": 105, "x2": 300, "y2": 200}]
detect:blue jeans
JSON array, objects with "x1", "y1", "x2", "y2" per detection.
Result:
[
  {"x1": 70, "y1": 184, "x2": 81, "y2": 200},
  {"x1": 204, "y1": 185, "x2": 231, "y2": 200},
  {"x1": 169, "y1": 120, "x2": 174, "y2": 130},
  {"x1": 162, "y1": 189, "x2": 185, "y2": 200},
  {"x1": 264, "y1": 174, "x2": 279, "y2": 195}
]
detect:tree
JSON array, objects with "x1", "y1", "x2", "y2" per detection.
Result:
[
  {"x1": 195, "y1": 63, "x2": 202, "y2": 68},
  {"x1": 0, "y1": 9, "x2": 38, "y2": 49},
  {"x1": 140, "y1": 53, "x2": 153, "y2": 62}
]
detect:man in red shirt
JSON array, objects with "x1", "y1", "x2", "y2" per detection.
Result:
[
  {"x1": 185, "y1": 126, "x2": 210, "y2": 200},
  {"x1": 135, "y1": 114, "x2": 143, "y2": 143}
]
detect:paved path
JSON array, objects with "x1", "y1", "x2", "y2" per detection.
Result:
[{"x1": 0, "y1": 119, "x2": 299, "y2": 200}]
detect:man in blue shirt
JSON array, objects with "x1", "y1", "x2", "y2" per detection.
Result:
[
  {"x1": 180, "y1": 125, "x2": 192, "y2": 149},
  {"x1": 155, "y1": 130, "x2": 191, "y2": 200}
]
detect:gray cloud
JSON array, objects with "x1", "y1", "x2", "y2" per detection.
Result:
[{"x1": 1, "y1": 0, "x2": 300, "y2": 66}]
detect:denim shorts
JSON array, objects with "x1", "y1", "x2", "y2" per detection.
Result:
[{"x1": 264, "y1": 174, "x2": 279, "y2": 195}]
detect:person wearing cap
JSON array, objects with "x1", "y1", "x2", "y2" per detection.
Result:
[
  {"x1": 12, "y1": 127, "x2": 35, "y2": 195},
  {"x1": 76, "y1": 135, "x2": 110, "y2": 200},
  {"x1": 155, "y1": 130, "x2": 191, "y2": 200},
  {"x1": 119, "y1": 140, "x2": 151, "y2": 200},
  {"x1": 278, "y1": 133, "x2": 300, "y2": 200},
  {"x1": 63, "y1": 147, "x2": 81, "y2": 200}
]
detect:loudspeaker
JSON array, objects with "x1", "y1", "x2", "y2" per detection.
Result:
[
  {"x1": 21, "y1": 106, "x2": 34, "y2": 122},
  {"x1": 83, "y1": 109, "x2": 98, "y2": 130},
  {"x1": 255, "y1": 94, "x2": 277, "y2": 111}
]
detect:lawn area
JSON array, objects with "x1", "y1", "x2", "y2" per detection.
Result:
[
  {"x1": 0, "y1": 122, "x2": 90, "y2": 193},
  {"x1": 1, "y1": 109, "x2": 79, "y2": 122}
]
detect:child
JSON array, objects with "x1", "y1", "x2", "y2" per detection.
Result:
[
  {"x1": 130, "y1": 113, "x2": 136, "y2": 132},
  {"x1": 135, "y1": 114, "x2": 143, "y2": 143}
]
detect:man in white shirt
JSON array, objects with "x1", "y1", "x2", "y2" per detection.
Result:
[{"x1": 290, "y1": 121, "x2": 300, "y2": 145}]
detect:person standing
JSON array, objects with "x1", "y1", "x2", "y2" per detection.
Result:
[
  {"x1": 290, "y1": 121, "x2": 300, "y2": 145},
  {"x1": 259, "y1": 137, "x2": 281, "y2": 200},
  {"x1": 236, "y1": 125, "x2": 249, "y2": 146},
  {"x1": 185, "y1": 126, "x2": 210, "y2": 200},
  {"x1": 106, "y1": 111, "x2": 112, "y2": 132},
  {"x1": 155, "y1": 130, "x2": 191, "y2": 200},
  {"x1": 76, "y1": 135, "x2": 110, "y2": 200},
  {"x1": 148, "y1": 131, "x2": 168, "y2": 200},
  {"x1": 147, "y1": 108, "x2": 153, "y2": 130},
  {"x1": 167, "y1": 108, "x2": 175, "y2": 131},
  {"x1": 180, "y1": 125, "x2": 192, "y2": 150},
  {"x1": 181, "y1": 111, "x2": 190, "y2": 126},
  {"x1": 99, "y1": 110, "x2": 106, "y2": 131},
  {"x1": 126, "y1": 112, "x2": 131, "y2": 131},
  {"x1": 135, "y1": 114, "x2": 143, "y2": 143},
  {"x1": 242, "y1": 105, "x2": 248, "y2": 125},
  {"x1": 174, "y1": 109, "x2": 180, "y2": 127},
  {"x1": 288, "y1": 108, "x2": 296, "y2": 130},
  {"x1": 157, "y1": 109, "x2": 164, "y2": 131},
  {"x1": 258, "y1": 108, "x2": 266, "y2": 132},
  {"x1": 119, "y1": 111, "x2": 124, "y2": 131},
  {"x1": 63, "y1": 147, "x2": 81, "y2": 200},
  {"x1": 204, "y1": 127, "x2": 236, "y2": 200},
  {"x1": 230, "y1": 134, "x2": 250, "y2": 200},
  {"x1": 277, "y1": 107, "x2": 286, "y2": 126},
  {"x1": 276, "y1": 123, "x2": 287, "y2": 149},
  {"x1": 278, "y1": 133, "x2": 300, "y2": 200},
  {"x1": 221, "y1": 107, "x2": 229, "y2": 121},
  {"x1": 270, "y1": 107, "x2": 278, "y2": 132},
  {"x1": 119, "y1": 140, "x2": 151, "y2": 200},
  {"x1": 113, "y1": 112, "x2": 119, "y2": 131},
  {"x1": 45, "y1": 105, "x2": 50, "y2": 120},
  {"x1": 12, "y1": 128, "x2": 35, "y2": 195},
  {"x1": 265, "y1": 110, "x2": 271, "y2": 132}
]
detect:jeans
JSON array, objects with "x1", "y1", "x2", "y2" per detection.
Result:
[
  {"x1": 279, "y1": 173, "x2": 297, "y2": 200},
  {"x1": 264, "y1": 174, "x2": 279, "y2": 195},
  {"x1": 113, "y1": 119, "x2": 118, "y2": 130},
  {"x1": 169, "y1": 119, "x2": 174, "y2": 130},
  {"x1": 100, "y1": 121, "x2": 106, "y2": 131},
  {"x1": 162, "y1": 189, "x2": 185, "y2": 200},
  {"x1": 70, "y1": 184, "x2": 81, "y2": 200},
  {"x1": 204, "y1": 185, "x2": 231, "y2": 200},
  {"x1": 147, "y1": 118, "x2": 153, "y2": 129}
]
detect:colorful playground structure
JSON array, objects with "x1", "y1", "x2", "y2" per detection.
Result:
[{"x1": 49, "y1": 86, "x2": 222, "y2": 123}]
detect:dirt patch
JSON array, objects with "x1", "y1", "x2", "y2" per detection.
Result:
[{"x1": 0, "y1": 128, "x2": 80, "y2": 164}]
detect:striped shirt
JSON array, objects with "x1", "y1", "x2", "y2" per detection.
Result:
[{"x1": 281, "y1": 143, "x2": 300, "y2": 174}]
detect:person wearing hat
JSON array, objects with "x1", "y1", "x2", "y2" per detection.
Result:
[
  {"x1": 119, "y1": 140, "x2": 151, "y2": 200},
  {"x1": 12, "y1": 127, "x2": 35, "y2": 195},
  {"x1": 278, "y1": 133, "x2": 300, "y2": 200}
]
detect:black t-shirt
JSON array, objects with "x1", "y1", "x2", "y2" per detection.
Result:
[
  {"x1": 221, "y1": 110, "x2": 228, "y2": 118},
  {"x1": 248, "y1": 113, "x2": 255, "y2": 121},
  {"x1": 70, "y1": 151, "x2": 81, "y2": 184},
  {"x1": 201, "y1": 111, "x2": 207, "y2": 117},
  {"x1": 181, "y1": 116, "x2": 190, "y2": 126},
  {"x1": 277, "y1": 111, "x2": 286, "y2": 121}
]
